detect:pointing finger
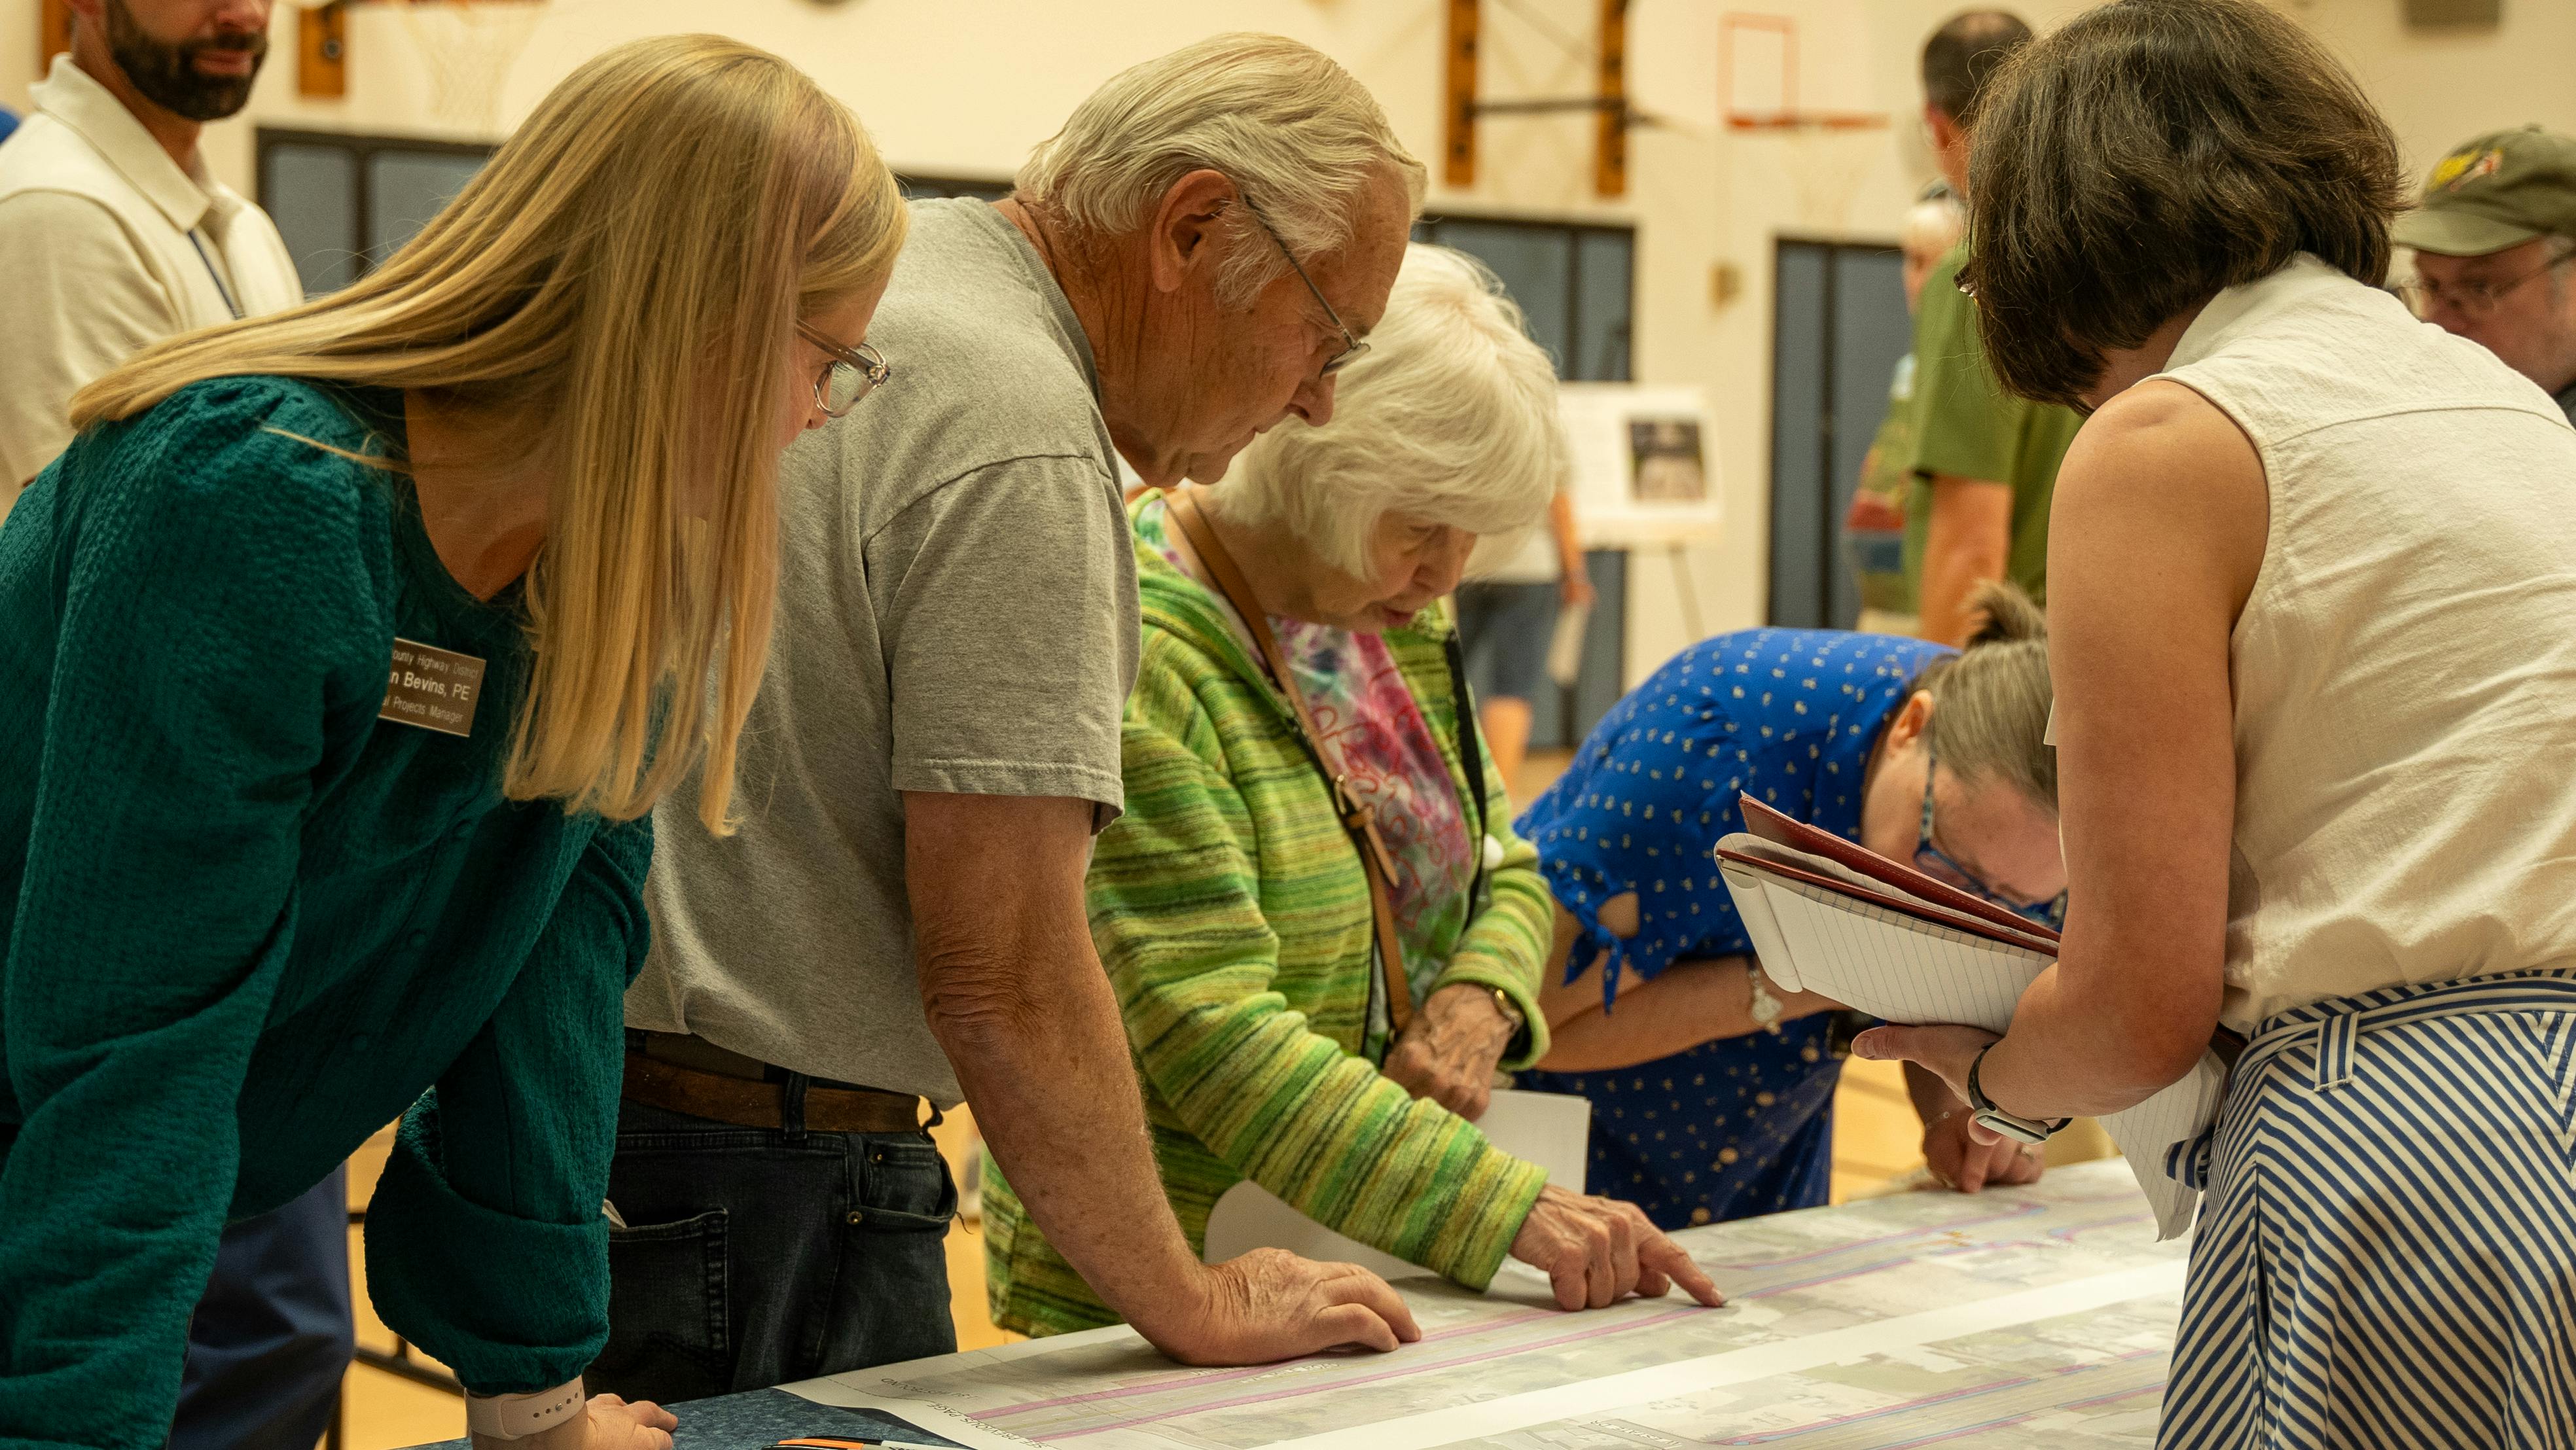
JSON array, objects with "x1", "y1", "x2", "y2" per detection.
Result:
[{"x1": 1651, "y1": 1239, "x2": 1726, "y2": 1307}]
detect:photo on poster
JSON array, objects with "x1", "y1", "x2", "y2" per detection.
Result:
[{"x1": 1627, "y1": 417, "x2": 1708, "y2": 503}]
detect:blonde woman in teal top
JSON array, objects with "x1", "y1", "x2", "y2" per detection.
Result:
[{"x1": 0, "y1": 37, "x2": 906, "y2": 1450}]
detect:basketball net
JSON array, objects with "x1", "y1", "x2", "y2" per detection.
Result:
[
  {"x1": 1730, "y1": 117, "x2": 1888, "y2": 241},
  {"x1": 1780, "y1": 124, "x2": 1884, "y2": 239},
  {"x1": 389, "y1": 0, "x2": 547, "y2": 133}
]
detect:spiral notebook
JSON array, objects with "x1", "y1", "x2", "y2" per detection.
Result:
[{"x1": 1717, "y1": 795, "x2": 2223, "y2": 1239}]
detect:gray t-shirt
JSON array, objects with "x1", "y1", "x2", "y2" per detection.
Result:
[{"x1": 626, "y1": 200, "x2": 1139, "y2": 1105}]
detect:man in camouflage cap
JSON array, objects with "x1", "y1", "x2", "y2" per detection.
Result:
[{"x1": 2396, "y1": 125, "x2": 2576, "y2": 425}]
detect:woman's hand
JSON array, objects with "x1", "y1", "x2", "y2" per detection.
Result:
[
  {"x1": 1851, "y1": 1023, "x2": 1997, "y2": 1104},
  {"x1": 1508, "y1": 1184, "x2": 1726, "y2": 1311},
  {"x1": 1920, "y1": 1102, "x2": 2043, "y2": 1194},
  {"x1": 479, "y1": 1394, "x2": 675, "y2": 1450},
  {"x1": 1383, "y1": 983, "x2": 1519, "y2": 1119},
  {"x1": 580, "y1": 1394, "x2": 677, "y2": 1450}
]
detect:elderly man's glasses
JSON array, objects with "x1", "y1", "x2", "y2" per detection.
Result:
[
  {"x1": 798, "y1": 321, "x2": 891, "y2": 417},
  {"x1": 1240, "y1": 197, "x2": 1368, "y2": 376},
  {"x1": 1915, "y1": 743, "x2": 2066, "y2": 928},
  {"x1": 2393, "y1": 250, "x2": 2574, "y2": 322}
]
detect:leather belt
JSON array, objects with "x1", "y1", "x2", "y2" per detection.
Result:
[{"x1": 620, "y1": 1046, "x2": 926, "y2": 1135}]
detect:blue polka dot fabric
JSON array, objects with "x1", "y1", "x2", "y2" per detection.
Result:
[{"x1": 1515, "y1": 628, "x2": 1947, "y2": 1229}]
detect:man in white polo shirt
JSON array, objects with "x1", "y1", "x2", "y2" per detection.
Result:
[
  {"x1": 0, "y1": 0, "x2": 300, "y2": 521},
  {"x1": 0, "y1": 6, "x2": 349, "y2": 1445}
]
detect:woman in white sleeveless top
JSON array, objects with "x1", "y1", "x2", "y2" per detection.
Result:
[{"x1": 1857, "y1": 2, "x2": 2576, "y2": 1445}]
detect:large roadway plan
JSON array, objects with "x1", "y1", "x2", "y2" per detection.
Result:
[{"x1": 782, "y1": 1159, "x2": 2189, "y2": 1449}]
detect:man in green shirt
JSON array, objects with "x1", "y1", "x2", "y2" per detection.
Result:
[{"x1": 1899, "y1": 10, "x2": 2083, "y2": 646}]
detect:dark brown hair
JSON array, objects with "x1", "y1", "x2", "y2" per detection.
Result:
[
  {"x1": 1921, "y1": 10, "x2": 2033, "y2": 126},
  {"x1": 1961, "y1": 0, "x2": 2406, "y2": 407}
]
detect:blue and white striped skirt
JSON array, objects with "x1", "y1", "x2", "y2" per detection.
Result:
[{"x1": 2158, "y1": 969, "x2": 2576, "y2": 1449}]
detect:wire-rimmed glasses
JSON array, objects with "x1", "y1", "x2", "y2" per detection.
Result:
[
  {"x1": 2392, "y1": 247, "x2": 2575, "y2": 323},
  {"x1": 798, "y1": 321, "x2": 892, "y2": 417},
  {"x1": 1240, "y1": 196, "x2": 1368, "y2": 376},
  {"x1": 1915, "y1": 743, "x2": 2067, "y2": 928}
]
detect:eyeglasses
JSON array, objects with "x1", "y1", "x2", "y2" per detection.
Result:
[
  {"x1": 797, "y1": 321, "x2": 892, "y2": 417},
  {"x1": 1240, "y1": 196, "x2": 1368, "y2": 377},
  {"x1": 1914, "y1": 743, "x2": 2066, "y2": 928},
  {"x1": 2393, "y1": 250, "x2": 2573, "y2": 322}
]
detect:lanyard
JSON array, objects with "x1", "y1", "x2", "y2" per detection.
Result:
[
  {"x1": 1167, "y1": 489, "x2": 1420, "y2": 1036},
  {"x1": 187, "y1": 227, "x2": 242, "y2": 321}
]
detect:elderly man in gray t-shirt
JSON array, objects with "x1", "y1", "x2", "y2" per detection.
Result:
[{"x1": 598, "y1": 35, "x2": 1425, "y2": 1398}]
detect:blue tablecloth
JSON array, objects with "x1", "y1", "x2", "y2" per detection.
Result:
[{"x1": 416, "y1": 1387, "x2": 973, "y2": 1449}]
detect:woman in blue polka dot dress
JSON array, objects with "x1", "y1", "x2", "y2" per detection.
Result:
[{"x1": 1514, "y1": 585, "x2": 2065, "y2": 1229}]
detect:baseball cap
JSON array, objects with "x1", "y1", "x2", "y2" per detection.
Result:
[{"x1": 2394, "y1": 125, "x2": 2576, "y2": 256}]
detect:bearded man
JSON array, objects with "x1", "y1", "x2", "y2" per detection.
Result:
[{"x1": 0, "y1": 1, "x2": 302, "y2": 516}]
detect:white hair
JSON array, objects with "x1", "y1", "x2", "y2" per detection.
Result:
[
  {"x1": 1015, "y1": 33, "x2": 1428, "y2": 304},
  {"x1": 1903, "y1": 192, "x2": 1965, "y2": 258},
  {"x1": 1203, "y1": 244, "x2": 1567, "y2": 580}
]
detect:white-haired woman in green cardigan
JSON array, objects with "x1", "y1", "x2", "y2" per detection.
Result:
[{"x1": 982, "y1": 245, "x2": 1723, "y2": 1335}]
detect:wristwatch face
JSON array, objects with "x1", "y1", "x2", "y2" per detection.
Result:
[{"x1": 1971, "y1": 1107, "x2": 2052, "y2": 1146}]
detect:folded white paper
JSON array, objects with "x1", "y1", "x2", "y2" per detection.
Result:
[
  {"x1": 1718, "y1": 835, "x2": 2220, "y2": 1239},
  {"x1": 1202, "y1": 1088, "x2": 1594, "y2": 1273}
]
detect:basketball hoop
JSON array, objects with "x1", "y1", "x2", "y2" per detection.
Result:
[
  {"x1": 1717, "y1": 12, "x2": 1890, "y2": 238},
  {"x1": 385, "y1": 0, "x2": 548, "y2": 133}
]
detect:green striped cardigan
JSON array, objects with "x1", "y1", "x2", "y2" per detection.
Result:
[{"x1": 980, "y1": 502, "x2": 1557, "y2": 1336}]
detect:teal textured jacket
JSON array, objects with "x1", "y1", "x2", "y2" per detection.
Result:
[{"x1": 0, "y1": 378, "x2": 647, "y2": 1447}]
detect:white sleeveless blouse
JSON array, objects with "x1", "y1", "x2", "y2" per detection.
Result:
[{"x1": 2157, "y1": 255, "x2": 2576, "y2": 1032}]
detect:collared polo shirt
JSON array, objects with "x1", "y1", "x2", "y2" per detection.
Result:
[{"x1": 0, "y1": 56, "x2": 302, "y2": 509}]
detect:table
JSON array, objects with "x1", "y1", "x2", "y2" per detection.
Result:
[{"x1": 423, "y1": 1159, "x2": 2189, "y2": 1449}]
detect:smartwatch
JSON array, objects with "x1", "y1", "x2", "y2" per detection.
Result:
[
  {"x1": 1965, "y1": 1042, "x2": 2069, "y2": 1146},
  {"x1": 466, "y1": 1379, "x2": 584, "y2": 1440}
]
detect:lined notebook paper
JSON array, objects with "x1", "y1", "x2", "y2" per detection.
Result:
[{"x1": 1716, "y1": 798, "x2": 2221, "y2": 1239}]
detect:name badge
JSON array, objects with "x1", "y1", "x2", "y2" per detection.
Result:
[{"x1": 380, "y1": 637, "x2": 488, "y2": 737}]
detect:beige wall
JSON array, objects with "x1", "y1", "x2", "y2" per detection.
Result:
[{"x1": 3, "y1": 0, "x2": 2567, "y2": 675}]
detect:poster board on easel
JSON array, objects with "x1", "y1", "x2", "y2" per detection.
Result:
[{"x1": 1558, "y1": 383, "x2": 1724, "y2": 549}]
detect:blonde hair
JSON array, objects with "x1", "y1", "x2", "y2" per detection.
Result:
[
  {"x1": 1202, "y1": 244, "x2": 1565, "y2": 580},
  {"x1": 1014, "y1": 33, "x2": 1426, "y2": 304},
  {"x1": 71, "y1": 35, "x2": 906, "y2": 832},
  {"x1": 1912, "y1": 581, "x2": 2054, "y2": 808}
]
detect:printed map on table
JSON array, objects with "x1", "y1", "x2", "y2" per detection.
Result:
[{"x1": 787, "y1": 1159, "x2": 2186, "y2": 1450}]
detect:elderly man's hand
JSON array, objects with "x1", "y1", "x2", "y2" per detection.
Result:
[
  {"x1": 1383, "y1": 983, "x2": 1519, "y2": 1119},
  {"x1": 1147, "y1": 1250, "x2": 1423, "y2": 1365},
  {"x1": 1508, "y1": 1185, "x2": 1726, "y2": 1311}
]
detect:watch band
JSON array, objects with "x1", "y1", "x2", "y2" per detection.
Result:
[
  {"x1": 1965, "y1": 1042, "x2": 2067, "y2": 1145},
  {"x1": 465, "y1": 1379, "x2": 584, "y2": 1440},
  {"x1": 1488, "y1": 985, "x2": 1531, "y2": 1059}
]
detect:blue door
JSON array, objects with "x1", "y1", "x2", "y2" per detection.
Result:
[{"x1": 1769, "y1": 240, "x2": 1910, "y2": 629}]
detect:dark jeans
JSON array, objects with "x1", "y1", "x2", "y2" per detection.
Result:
[
  {"x1": 592, "y1": 1095, "x2": 958, "y2": 1404},
  {"x1": 177, "y1": 1170, "x2": 354, "y2": 1450}
]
